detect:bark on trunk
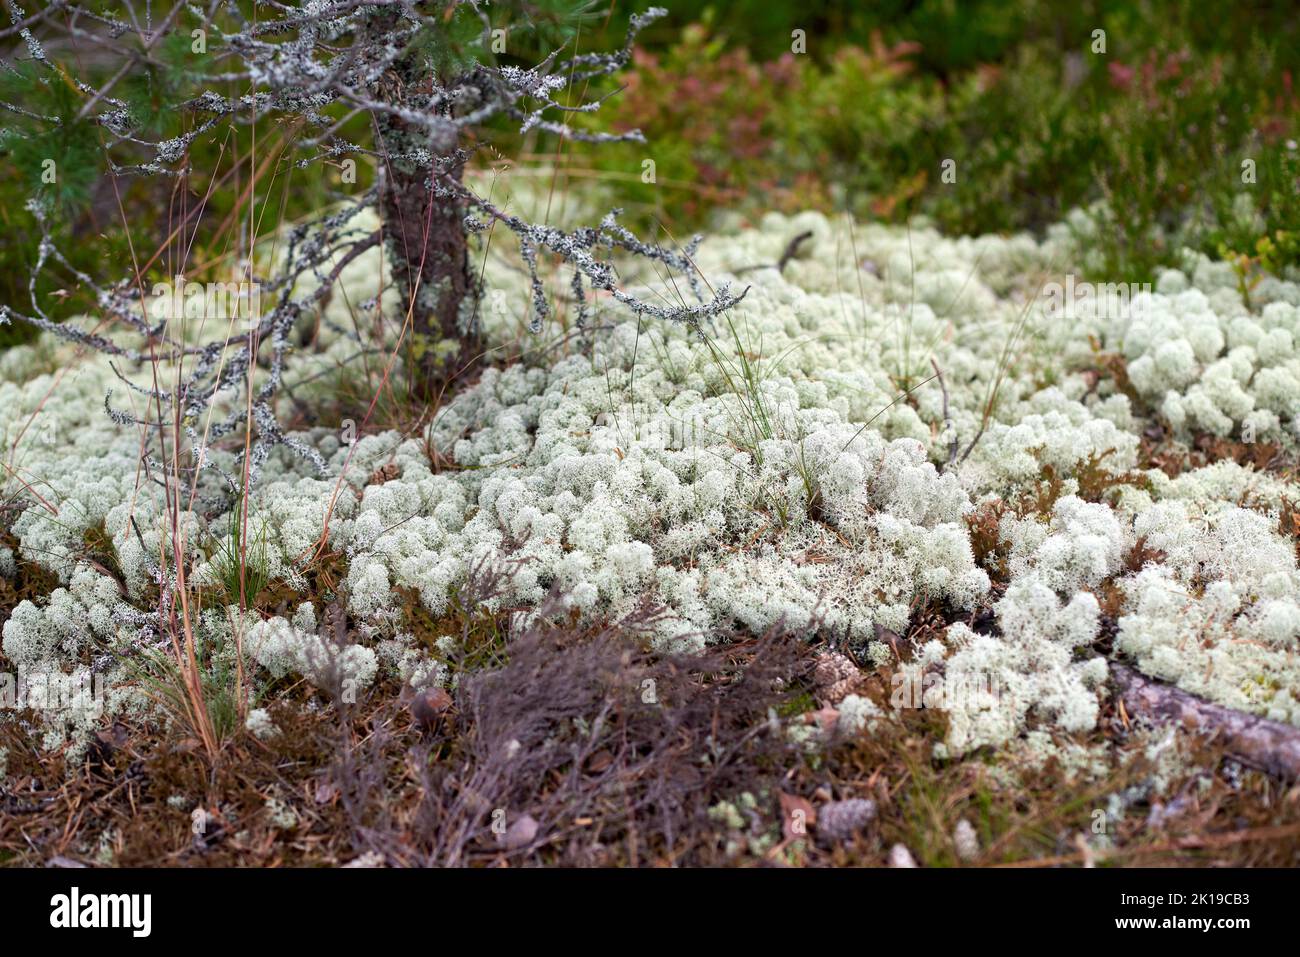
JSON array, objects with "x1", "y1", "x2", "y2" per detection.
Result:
[
  {"x1": 370, "y1": 24, "x2": 481, "y2": 404},
  {"x1": 381, "y1": 154, "x2": 480, "y2": 402},
  {"x1": 1111, "y1": 663, "x2": 1300, "y2": 780}
]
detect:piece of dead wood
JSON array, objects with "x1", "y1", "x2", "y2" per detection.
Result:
[
  {"x1": 776, "y1": 230, "x2": 815, "y2": 272},
  {"x1": 1111, "y1": 663, "x2": 1300, "y2": 780},
  {"x1": 734, "y1": 230, "x2": 814, "y2": 276}
]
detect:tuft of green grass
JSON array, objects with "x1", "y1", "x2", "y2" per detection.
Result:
[
  {"x1": 206, "y1": 495, "x2": 272, "y2": 609},
  {"x1": 130, "y1": 622, "x2": 251, "y2": 747}
]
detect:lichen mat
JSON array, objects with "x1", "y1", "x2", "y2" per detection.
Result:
[{"x1": 3, "y1": 200, "x2": 1299, "y2": 771}]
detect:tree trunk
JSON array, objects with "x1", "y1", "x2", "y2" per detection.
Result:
[
  {"x1": 380, "y1": 149, "x2": 480, "y2": 401},
  {"x1": 374, "y1": 54, "x2": 480, "y2": 402}
]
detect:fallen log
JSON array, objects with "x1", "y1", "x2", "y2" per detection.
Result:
[{"x1": 1111, "y1": 663, "x2": 1300, "y2": 780}]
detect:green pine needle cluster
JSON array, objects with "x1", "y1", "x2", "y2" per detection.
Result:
[{"x1": 1, "y1": 63, "x2": 101, "y2": 212}]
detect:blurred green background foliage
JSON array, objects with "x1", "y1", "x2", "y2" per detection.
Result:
[{"x1": 2, "y1": 0, "x2": 1296, "y2": 347}]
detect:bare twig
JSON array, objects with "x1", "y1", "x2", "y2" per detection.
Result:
[
  {"x1": 735, "y1": 229, "x2": 814, "y2": 276},
  {"x1": 930, "y1": 357, "x2": 958, "y2": 469}
]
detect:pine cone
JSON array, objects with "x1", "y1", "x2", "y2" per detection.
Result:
[
  {"x1": 813, "y1": 651, "x2": 865, "y2": 705},
  {"x1": 367, "y1": 462, "x2": 401, "y2": 486},
  {"x1": 953, "y1": 819, "x2": 980, "y2": 861},
  {"x1": 889, "y1": 843, "x2": 919, "y2": 868},
  {"x1": 817, "y1": 798, "x2": 877, "y2": 842}
]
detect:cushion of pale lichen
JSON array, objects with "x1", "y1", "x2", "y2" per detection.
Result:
[{"x1": 3, "y1": 198, "x2": 1299, "y2": 763}]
